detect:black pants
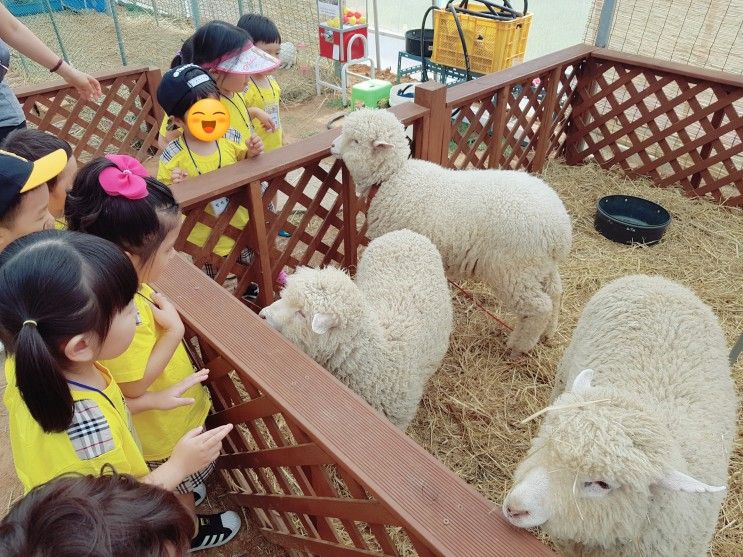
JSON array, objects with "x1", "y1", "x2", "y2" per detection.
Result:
[{"x1": 0, "y1": 120, "x2": 26, "y2": 145}]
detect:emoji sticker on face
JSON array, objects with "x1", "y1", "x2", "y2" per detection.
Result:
[{"x1": 186, "y1": 98, "x2": 230, "y2": 141}]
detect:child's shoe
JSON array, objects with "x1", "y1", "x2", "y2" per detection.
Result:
[
  {"x1": 190, "y1": 511, "x2": 241, "y2": 552},
  {"x1": 193, "y1": 482, "x2": 206, "y2": 507}
]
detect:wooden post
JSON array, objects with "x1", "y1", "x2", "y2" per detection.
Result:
[
  {"x1": 487, "y1": 87, "x2": 509, "y2": 168},
  {"x1": 530, "y1": 66, "x2": 562, "y2": 172},
  {"x1": 690, "y1": 106, "x2": 725, "y2": 189},
  {"x1": 341, "y1": 165, "x2": 359, "y2": 273},
  {"x1": 564, "y1": 57, "x2": 594, "y2": 165},
  {"x1": 246, "y1": 180, "x2": 274, "y2": 308},
  {"x1": 144, "y1": 67, "x2": 164, "y2": 125},
  {"x1": 414, "y1": 81, "x2": 449, "y2": 166}
]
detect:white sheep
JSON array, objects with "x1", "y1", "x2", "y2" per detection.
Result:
[
  {"x1": 330, "y1": 108, "x2": 572, "y2": 355},
  {"x1": 259, "y1": 229, "x2": 453, "y2": 429},
  {"x1": 503, "y1": 275, "x2": 737, "y2": 557}
]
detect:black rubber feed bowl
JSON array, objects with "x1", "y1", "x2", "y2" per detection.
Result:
[
  {"x1": 405, "y1": 29, "x2": 434, "y2": 58},
  {"x1": 594, "y1": 195, "x2": 671, "y2": 245}
]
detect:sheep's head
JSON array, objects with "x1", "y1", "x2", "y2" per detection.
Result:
[
  {"x1": 503, "y1": 369, "x2": 725, "y2": 548},
  {"x1": 330, "y1": 108, "x2": 409, "y2": 196},
  {"x1": 258, "y1": 266, "x2": 365, "y2": 363}
]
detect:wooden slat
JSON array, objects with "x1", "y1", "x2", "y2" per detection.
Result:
[
  {"x1": 261, "y1": 529, "x2": 387, "y2": 557},
  {"x1": 234, "y1": 493, "x2": 398, "y2": 525},
  {"x1": 205, "y1": 395, "x2": 277, "y2": 427},
  {"x1": 217, "y1": 444, "x2": 334, "y2": 470},
  {"x1": 530, "y1": 66, "x2": 562, "y2": 172},
  {"x1": 155, "y1": 255, "x2": 555, "y2": 557}
]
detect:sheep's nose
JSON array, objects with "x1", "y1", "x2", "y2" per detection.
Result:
[{"x1": 505, "y1": 505, "x2": 530, "y2": 520}]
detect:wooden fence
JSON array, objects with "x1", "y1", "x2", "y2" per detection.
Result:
[{"x1": 15, "y1": 44, "x2": 741, "y2": 556}]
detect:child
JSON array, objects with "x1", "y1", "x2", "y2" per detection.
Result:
[
  {"x1": 158, "y1": 20, "x2": 279, "y2": 153},
  {"x1": 237, "y1": 14, "x2": 283, "y2": 153},
  {"x1": 65, "y1": 155, "x2": 242, "y2": 552},
  {"x1": 155, "y1": 64, "x2": 255, "y2": 276},
  {"x1": 0, "y1": 470, "x2": 194, "y2": 556},
  {"x1": 0, "y1": 148, "x2": 65, "y2": 251},
  {"x1": 0, "y1": 230, "x2": 233, "y2": 497},
  {"x1": 1, "y1": 128, "x2": 77, "y2": 228}
]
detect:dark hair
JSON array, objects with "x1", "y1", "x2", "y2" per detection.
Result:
[
  {"x1": 0, "y1": 469, "x2": 193, "y2": 556},
  {"x1": 171, "y1": 20, "x2": 250, "y2": 68},
  {"x1": 0, "y1": 129, "x2": 73, "y2": 193},
  {"x1": 0, "y1": 230, "x2": 138, "y2": 432},
  {"x1": 236, "y1": 14, "x2": 281, "y2": 44},
  {"x1": 157, "y1": 66, "x2": 221, "y2": 120},
  {"x1": 65, "y1": 157, "x2": 181, "y2": 265}
]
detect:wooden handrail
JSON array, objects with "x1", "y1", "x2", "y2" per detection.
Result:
[
  {"x1": 172, "y1": 102, "x2": 429, "y2": 209},
  {"x1": 445, "y1": 44, "x2": 595, "y2": 107},
  {"x1": 155, "y1": 254, "x2": 555, "y2": 557},
  {"x1": 13, "y1": 65, "x2": 161, "y2": 98},
  {"x1": 590, "y1": 48, "x2": 743, "y2": 88}
]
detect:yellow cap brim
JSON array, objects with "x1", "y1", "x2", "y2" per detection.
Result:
[{"x1": 19, "y1": 148, "x2": 68, "y2": 194}]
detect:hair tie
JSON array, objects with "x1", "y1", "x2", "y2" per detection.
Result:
[
  {"x1": 99, "y1": 155, "x2": 149, "y2": 200},
  {"x1": 23, "y1": 320, "x2": 37, "y2": 328}
]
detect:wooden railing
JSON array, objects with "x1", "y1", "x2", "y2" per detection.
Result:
[
  {"x1": 155, "y1": 255, "x2": 554, "y2": 557},
  {"x1": 565, "y1": 49, "x2": 743, "y2": 206},
  {"x1": 14, "y1": 66, "x2": 162, "y2": 163}
]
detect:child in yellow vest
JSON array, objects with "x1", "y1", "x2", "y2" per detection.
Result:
[
  {"x1": 65, "y1": 155, "x2": 242, "y2": 552},
  {"x1": 0, "y1": 230, "x2": 232, "y2": 497}
]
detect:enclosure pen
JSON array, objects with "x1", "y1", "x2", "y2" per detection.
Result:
[{"x1": 13, "y1": 43, "x2": 742, "y2": 556}]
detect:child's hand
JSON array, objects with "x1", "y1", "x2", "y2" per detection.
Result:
[
  {"x1": 253, "y1": 108, "x2": 276, "y2": 132},
  {"x1": 171, "y1": 168, "x2": 189, "y2": 184},
  {"x1": 144, "y1": 369, "x2": 209, "y2": 410},
  {"x1": 247, "y1": 135, "x2": 264, "y2": 158},
  {"x1": 150, "y1": 292, "x2": 185, "y2": 337},
  {"x1": 169, "y1": 424, "x2": 234, "y2": 477}
]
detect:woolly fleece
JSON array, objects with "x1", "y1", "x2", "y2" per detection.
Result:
[
  {"x1": 508, "y1": 275, "x2": 737, "y2": 557},
  {"x1": 259, "y1": 229, "x2": 453, "y2": 428},
  {"x1": 331, "y1": 108, "x2": 572, "y2": 354}
]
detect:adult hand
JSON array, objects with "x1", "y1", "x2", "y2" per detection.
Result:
[{"x1": 57, "y1": 63, "x2": 102, "y2": 101}]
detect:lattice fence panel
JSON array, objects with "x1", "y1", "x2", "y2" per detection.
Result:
[
  {"x1": 568, "y1": 57, "x2": 743, "y2": 206},
  {"x1": 190, "y1": 330, "x2": 420, "y2": 557},
  {"x1": 445, "y1": 61, "x2": 583, "y2": 172},
  {"x1": 18, "y1": 68, "x2": 162, "y2": 163}
]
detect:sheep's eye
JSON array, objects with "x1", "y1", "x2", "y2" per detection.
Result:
[
  {"x1": 352, "y1": 138, "x2": 359, "y2": 144},
  {"x1": 585, "y1": 481, "x2": 611, "y2": 490}
]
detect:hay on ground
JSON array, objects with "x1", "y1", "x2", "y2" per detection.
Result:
[{"x1": 405, "y1": 160, "x2": 743, "y2": 555}]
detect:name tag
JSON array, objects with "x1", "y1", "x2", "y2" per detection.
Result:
[
  {"x1": 210, "y1": 197, "x2": 229, "y2": 216},
  {"x1": 266, "y1": 103, "x2": 280, "y2": 130}
]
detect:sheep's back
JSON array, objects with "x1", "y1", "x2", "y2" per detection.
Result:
[
  {"x1": 355, "y1": 230, "x2": 453, "y2": 374},
  {"x1": 367, "y1": 161, "x2": 572, "y2": 267},
  {"x1": 557, "y1": 275, "x2": 736, "y2": 479}
]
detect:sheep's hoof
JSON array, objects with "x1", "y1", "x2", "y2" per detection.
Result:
[
  {"x1": 508, "y1": 349, "x2": 527, "y2": 361},
  {"x1": 541, "y1": 334, "x2": 557, "y2": 347}
]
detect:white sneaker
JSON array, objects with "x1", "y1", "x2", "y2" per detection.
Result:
[
  {"x1": 193, "y1": 482, "x2": 206, "y2": 507},
  {"x1": 190, "y1": 511, "x2": 241, "y2": 552}
]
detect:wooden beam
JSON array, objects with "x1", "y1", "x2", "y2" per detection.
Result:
[{"x1": 217, "y1": 443, "x2": 334, "y2": 470}]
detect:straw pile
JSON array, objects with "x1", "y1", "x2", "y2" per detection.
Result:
[{"x1": 405, "y1": 160, "x2": 743, "y2": 555}]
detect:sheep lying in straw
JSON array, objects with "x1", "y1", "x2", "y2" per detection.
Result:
[
  {"x1": 259, "y1": 229, "x2": 453, "y2": 429},
  {"x1": 503, "y1": 275, "x2": 737, "y2": 557},
  {"x1": 330, "y1": 108, "x2": 572, "y2": 355}
]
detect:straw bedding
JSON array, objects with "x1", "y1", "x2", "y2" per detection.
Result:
[{"x1": 404, "y1": 160, "x2": 743, "y2": 555}]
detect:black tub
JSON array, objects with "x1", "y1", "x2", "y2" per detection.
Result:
[
  {"x1": 594, "y1": 195, "x2": 671, "y2": 245},
  {"x1": 406, "y1": 28, "x2": 434, "y2": 58}
]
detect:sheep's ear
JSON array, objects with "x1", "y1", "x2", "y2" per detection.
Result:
[
  {"x1": 372, "y1": 140, "x2": 394, "y2": 150},
  {"x1": 570, "y1": 368, "x2": 595, "y2": 395},
  {"x1": 311, "y1": 313, "x2": 339, "y2": 335},
  {"x1": 656, "y1": 470, "x2": 726, "y2": 493}
]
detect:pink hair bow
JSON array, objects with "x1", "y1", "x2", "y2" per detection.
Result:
[{"x1": 99, "y1": 155, "x2": 149, "y2": 200}]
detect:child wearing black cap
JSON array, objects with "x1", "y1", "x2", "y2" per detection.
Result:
[{"x1": 0, "y1": 148, "x2": 67, "y2": 252}]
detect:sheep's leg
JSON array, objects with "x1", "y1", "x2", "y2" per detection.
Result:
[
  {"x1": 543, "y1": 268, "x2": 563, "y2": 342},
  {"x1": 505, "y1": 272, "x2": 553, "y2": 355}
]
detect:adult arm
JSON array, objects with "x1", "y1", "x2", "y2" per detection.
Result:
[{"x1": 0, "y1": 3, "x2": 101, "y2": 100}]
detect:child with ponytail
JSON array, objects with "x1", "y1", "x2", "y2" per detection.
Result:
[
  {"x1": 65, "y1": 155, "x2": 242, "y2": 552},
  {"x1": 0, "y1": 230, "x2": 232, "y2": 501}
]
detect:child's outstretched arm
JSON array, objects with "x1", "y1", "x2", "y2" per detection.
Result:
[
  {"x1": 143, "y1": 424, "x2": 233, "y2": 491},
  {"x1": 126, "y1": 369, "x2": 209, "y2": 414},
  {"x1": 118, "y1": 293, "x2": 186, "y2": 399},
  {"x1": 248, "y1": 107, "x2": 276, "y2": 132}
]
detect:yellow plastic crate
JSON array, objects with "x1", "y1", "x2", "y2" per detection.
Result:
[{"x1": 431, "y1": 7, "x2": 532, "y2": 74}]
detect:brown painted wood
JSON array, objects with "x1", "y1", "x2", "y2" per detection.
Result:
[
  {"x1": 205, "y1": 395, "x2": 277, "y2": 427},
  {"x1": 154, "y1": 255, "x2": 555, "y2": 557},
  {"x1": 235, "y1": 494, "x2": 398, "y2": 525},
  {"x1": 414, "y1": 81, "x2": 449, "y2": 166},
  {"x1": 217, "y1": 444, "x2": 334, "y2": 470},
  {"x1": 530, "y1": 66, "x2": 562, "y2": 172}
]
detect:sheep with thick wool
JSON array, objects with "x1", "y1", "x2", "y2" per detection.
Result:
[
  {"x1": 331, "y1": 108, "x2": 572, "y2": 355},
  {"x1": 259, "y1": 229, "x2": 453, "y2": 429},
  {"x1": 503, "y1": 275, "x2": 737, "y2": 557}
]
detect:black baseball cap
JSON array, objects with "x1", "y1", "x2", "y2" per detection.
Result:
[
  {"x1": 0, "y1": 149, "x2": 67, "y2": 218},
  {"x1": 157, "y1": 64, "x2": 218, "y2": 118}
]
